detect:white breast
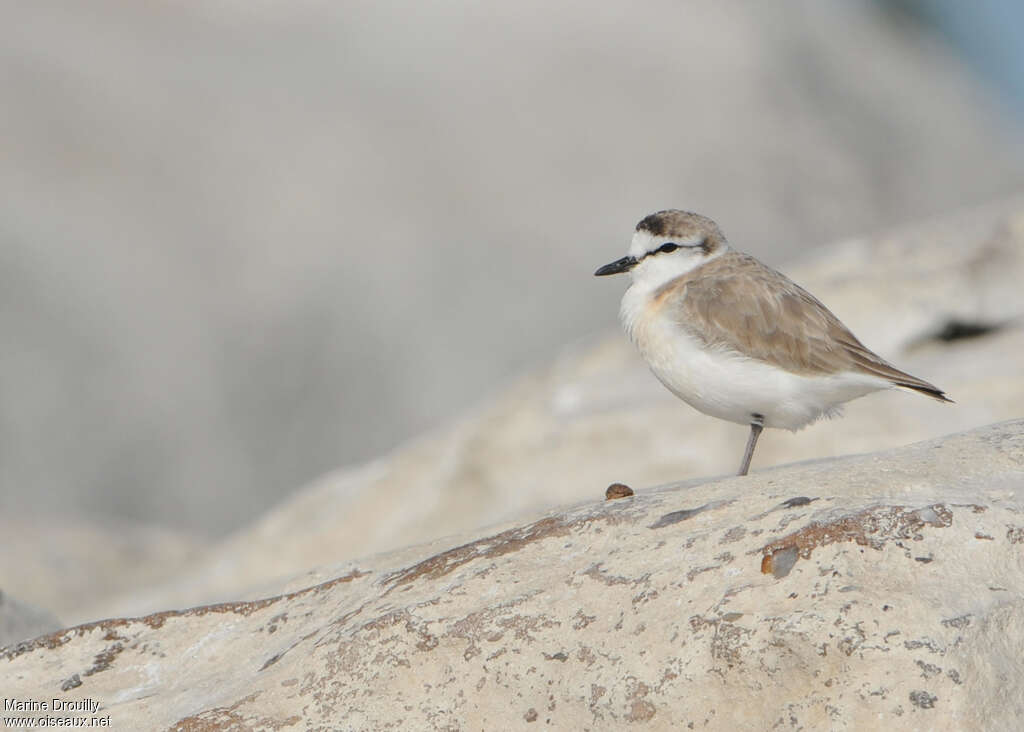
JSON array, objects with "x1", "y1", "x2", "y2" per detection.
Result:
[{"x1": 620, "y1": 284, "x2": 886, "y2": 431}]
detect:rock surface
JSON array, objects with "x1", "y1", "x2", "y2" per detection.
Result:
[
  {"x1": 100, "y1": 198, "x2": 1024, "y2": 620},
  {"x1": 5, "y1": 420, "x2": 1024, "y2": 729}
]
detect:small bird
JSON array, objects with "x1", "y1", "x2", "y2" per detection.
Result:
[{"x1": 595, "y1": 210, "x2": 950, "y2": 476}]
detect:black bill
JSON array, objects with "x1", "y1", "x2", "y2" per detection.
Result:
[{"x1": 594, "y1": 256, "x2": 638, "y2": 276}]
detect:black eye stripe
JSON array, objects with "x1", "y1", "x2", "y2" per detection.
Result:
[{"x1": 643, "y1": 240, "x2": 702, "y2": 259}]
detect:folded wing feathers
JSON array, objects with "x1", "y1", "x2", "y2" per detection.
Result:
[{"x1": 671, "y1": 252, "x2": 951, "y2": 403}]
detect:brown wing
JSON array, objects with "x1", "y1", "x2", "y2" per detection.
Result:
[{"x1": 664, "y1": 252, "x2": 950, "y2": 401}]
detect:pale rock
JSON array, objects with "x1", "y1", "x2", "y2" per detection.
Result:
[
  {"x1": 0, "y1": 518, "x2": 207, "y2": 626},
  {"x1": 4, "y1": 420, "x2": 1024, "y2": 730},
  {"x1": 0, "y1": 592, "x2": 60, "y2": 649},
  {"x1": 113, "y1": 199, "x2": 1024, "y2": 617},
  {"x1": 4, "y1": 0, "x2": 1024, "y2": 540}
]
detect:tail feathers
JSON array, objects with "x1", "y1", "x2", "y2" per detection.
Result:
[
  {"x1": 843, "y1": 344, "x2": 952, "y2": 403},
  {"x1": 892, "y1": 379, "x2": 953, "y2": 403}
]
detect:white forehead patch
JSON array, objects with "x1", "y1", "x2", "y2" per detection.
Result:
[{"x1": 628, "y1": 229, "x2": 705, "y2": 259}]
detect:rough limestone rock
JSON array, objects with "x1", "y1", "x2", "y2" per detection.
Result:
[
  {"x1": 5, "y1": 421, "x2": 1024, "y2": 730},
  {"x1": 102, "y1": 199, "x2": 1024, "y2": 619}
]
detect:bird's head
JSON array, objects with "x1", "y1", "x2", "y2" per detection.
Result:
[{"x1": 595, "y1": 210, "x2": 727, "y2": 287}]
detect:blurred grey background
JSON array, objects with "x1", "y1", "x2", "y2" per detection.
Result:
[{"x1": 3, "y1": 0, "x2": 1024, "y2": 537}]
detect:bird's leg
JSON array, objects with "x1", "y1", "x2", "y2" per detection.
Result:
[{"x1": 738, "y1": 414, "x2": 765, "y2": 476}]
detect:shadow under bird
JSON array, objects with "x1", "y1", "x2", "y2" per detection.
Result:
[{"x1": 595, "y1": 210, "x2": 951, "y2": 476}]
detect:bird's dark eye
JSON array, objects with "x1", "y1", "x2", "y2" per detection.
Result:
[{"x1": 658, "y1": 242, "x2": 680, "y2": 254}]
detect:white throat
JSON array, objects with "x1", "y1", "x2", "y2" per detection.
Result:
[{"x1": 618, "y1": 231, "x2": 727, "y2": 347}]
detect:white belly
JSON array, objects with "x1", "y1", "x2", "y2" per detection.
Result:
[{"x1": 621, "y1": 291, "x2": 886, "y2": 431}]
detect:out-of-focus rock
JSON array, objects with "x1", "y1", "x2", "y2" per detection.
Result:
[
  {"x1": 3, "y1": 0, "x2": 1024, "y2": 536},
  {"x1": 5, "y1": 421, "x2": 1024, "y2": 729},
  {"x1": 0, "y1": 592, "x2": 60, "y2": 650},
  {"x1": 110, "y1": 199, "x2": 1024, "y2": 616},
  {"x1": 0, "y1": 518, "x2": 207, "y2": 626}
]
